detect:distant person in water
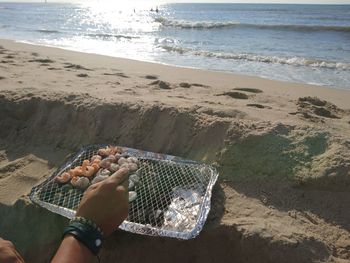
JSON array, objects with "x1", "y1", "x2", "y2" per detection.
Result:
[
  {"x1": 150, "y1": 7, "x2": 159, "y2": 13},
  {"x1": 0, "y1": 168, "x2": 130, "y2": 263}
]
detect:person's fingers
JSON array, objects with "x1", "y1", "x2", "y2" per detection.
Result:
[
  {"x1": 116, "y1": 185, "x2": 129, "y2": 210},
  {"x1": 120, "y1": 173, "x2": 129, "y2": 191},
  {"x1": 13, "y1": 249, "x2": 25, "y2": 262},
  {"x1": 116, "y1": 185, "x2": 127, "y2": 196},
  {"x1": 105, "y1": 167, "x2": 129, "y2": 186},
  {"x1": 4, "y1": 240, "x2": 14, "y2": 249}
]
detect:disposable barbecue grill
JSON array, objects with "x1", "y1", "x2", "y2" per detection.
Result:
[{"x1": 29, "y1": 145, "x2": 218, "y2": 239}]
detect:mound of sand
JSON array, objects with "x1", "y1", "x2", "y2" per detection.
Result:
[{"x1": 0, "y1": 88, "x2": 349, "y2": 263}]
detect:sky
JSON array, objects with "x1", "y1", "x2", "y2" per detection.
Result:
[{"x1": 1, "y1": 0, "x2": 350, "y2": 3}]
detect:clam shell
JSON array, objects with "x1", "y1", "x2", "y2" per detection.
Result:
[
  {"x1": 100, "y1": 159, "x2": 111, "y2": 169},
  {"x1": 91, "y1": 175, "x2": 109, "y2": 184},
  {"x1": 109, "y1": 163, "x2": 119, "y2": 172},
  {"x1": 118, "y1": 157, "x2": 127, "y2": 165},
  {"x1": 71, "y1": 177, "x2": 90, "y2": 190},
  {"x1": 129, "y1": 174, "x2": 140, "y2": 184},
  {"x1": 97, "y1": 169, "x2": 111, "y2": 177},
  {"x1": 128, "y1": 180, "x2": 135, "y2": 190},
  {"x1": 106, "y1": 155, "x2": 117, "y2": 163},
  {"x1": 127, "y1": 157, "x2": 139, "y2": 164},
  {"x1": 128, "y1": 191, "x2": 137, "y2": 203},
  {"x1": 128, "y1": 162, "x2": 138, "y2": 172},
  {"x1": 155, "y1": 209, "x2": 162, "y2": 219},
  {"x1": 120, "y1": 163, "x2": 130, "y2": 170}
]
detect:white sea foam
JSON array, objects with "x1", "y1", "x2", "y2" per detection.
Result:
[
  {"x1": 85, "y1": 33, "x2": 139, "y2": 40},
  {"x1": 156, "y1": 17, "x2": 350, "y2": 32},
  {"x1": 161, "y1": 45, "x2": 350, "y2": 71},
  {"x1": 155, "y1": 17, "x2": 241, "y2": 29}
]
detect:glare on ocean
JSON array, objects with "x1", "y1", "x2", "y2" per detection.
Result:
[{"x1": 76, "y1": 0, "x2": 163, "y2": 33}]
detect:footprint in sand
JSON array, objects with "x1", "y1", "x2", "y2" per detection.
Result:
[
  {"x1": 192, "y1": 83, "x2": 209, "y2": 88},
  {"x1": 218, "y1": 91, "x2": 249, "y2": 99},
  {"x1": 167, "y1": 95, "x2": 188, "y2": 99},
  {"x1": 291, "y1": 96, "x2": 343, "y2": 120},
  {"x1": 106, "y1": 81, "x2": 121, "y2": 85},
  {"x1": 29, "y1": 58, "x2": 54, "y2": 63},
  {"x1": 144, "y1": 75, "x2": 158, "y2": 80},
  {"x1": 234, "y1": 87, "x2": 263, "y2": 93},
  {"x1": 64, "y1": 63, "x2": 91, "y2": 71},
  {"x1": 149, "y1": 80, "x2": 172, "y2": 90},
  {"x1": 103, "y1": 72, "x2": 129, "y2": 78},
  {"x1": 246, "y1": 103, "x2": 271, "y2": 109},
  {"x1": 179, "y1": 82, "x2": 209, "y2": 88},
  {"x1": 1, "y1": 60, "x2": 14, "y2": 64},
  {"x1": 179, "y1": 82, "x2": 191, "y2": 88},
  {"x1": 77, "y1": 73, "x2": 89, "y2": 78},
  {"x1": 0, "y1": 76, "x2": 5, "y2": 80},
  {"x1": 0, "y1": 47, "x2": 7, "y2": 54},
  {"x1": 299, "y1": 97, "x2": 327, "y2": 107}
]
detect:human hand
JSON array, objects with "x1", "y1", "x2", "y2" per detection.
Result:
[
  {"x1": 76, "y1": 168, "x2": 129, "y2": 237},
  {"x1": 0, "y1": 238, "x2": 24, "y2": 263}
]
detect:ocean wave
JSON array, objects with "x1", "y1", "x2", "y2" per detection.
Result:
[
  {"x1": 35, "y1": 29, "x2": 61, "y2": 34},
  {"x1": 160, "y1": 45, "x2": 350, "y2": 71},
  {"x1": 154, "y1": 37, "x2": 178, "y2": 45},
  {"x1": 85, "y1": 33, "x2": 139, "y2": 40},
  {"x1": 155, "y1": 17, "x2": 240, "y2": 29},
  {"x1": 156, "y1": 17, "x2": 350, "y2": 32}
]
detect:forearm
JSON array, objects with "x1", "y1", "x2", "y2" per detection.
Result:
[
  {"x1": 51, "y1": 168, "x2": 129, "y2": 263},
  {"x1": 51, "y1": 235, "x2": 97, "y2": 263}
]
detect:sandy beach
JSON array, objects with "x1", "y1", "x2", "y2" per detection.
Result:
[{"x1": 0, "y1": 39, "x2": 349, "y2": 262}]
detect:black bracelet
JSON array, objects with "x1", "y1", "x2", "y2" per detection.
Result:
[{"x1": 63, "y1": 219, "x2": 103, "y2": 256}]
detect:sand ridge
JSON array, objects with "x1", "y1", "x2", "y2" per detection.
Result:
[{"x1": 0, "y1": 39, "x2": 349, "y2": 262}]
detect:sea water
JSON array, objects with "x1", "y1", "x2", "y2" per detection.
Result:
[{"x1": 0, "y1": 2, "x2": 349, "y2": 89}]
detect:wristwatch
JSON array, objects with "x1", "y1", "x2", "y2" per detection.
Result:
[{"x1": 62, "y1": 216, "x2": 103, "y2": 255}]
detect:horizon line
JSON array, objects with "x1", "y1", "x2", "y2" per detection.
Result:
[{"x1": 0, "y1": 1, "x2": 350, "y2": 4}]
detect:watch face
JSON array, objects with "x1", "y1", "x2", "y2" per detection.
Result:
[{"x1": 95, "y1": 239, "x2": 102, "y2": 247}]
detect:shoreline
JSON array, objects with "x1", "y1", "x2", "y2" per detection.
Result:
[
  {"x1": 7, "y1": 38, "x2": 349, "y2": 92},
  {"x1": 1, "y1": 39, "x2": 350, "y2": 106},
  {"x1": 0, "y1": 38, "x2": 350, "y2": 262}
]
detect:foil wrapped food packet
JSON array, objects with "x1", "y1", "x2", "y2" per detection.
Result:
[{"x1": 163, "y1": 187, "x2": 204, "y2": 232}]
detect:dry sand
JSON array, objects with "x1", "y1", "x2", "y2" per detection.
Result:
[{"x1": 0, "y1": 39, "x2": 349, "y2": 262}]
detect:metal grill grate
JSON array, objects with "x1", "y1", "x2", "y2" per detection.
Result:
[{"x1": 29, "y1": 145, "x2": 218, "y2": 239}]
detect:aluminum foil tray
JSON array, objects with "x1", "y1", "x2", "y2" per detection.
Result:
[{"x1": 29, "y1": 145, "x2": 218, "y2": 240}]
